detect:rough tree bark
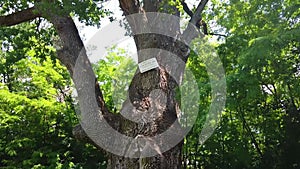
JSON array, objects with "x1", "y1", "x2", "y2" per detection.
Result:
[
  {"x1": 110, "y1": 1, "x2": 207, "y2": 168},
  {"x1": 0, "y1": 0, "x2": 208, "y2": 168}
]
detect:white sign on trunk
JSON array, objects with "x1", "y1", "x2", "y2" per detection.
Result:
[{"x1": 138, "y1": 58, "x2": 159, "y2": 73}]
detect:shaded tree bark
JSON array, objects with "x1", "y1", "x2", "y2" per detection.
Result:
[{"x1": 0, "y1": 7, "x2": 41, "y2": 26}]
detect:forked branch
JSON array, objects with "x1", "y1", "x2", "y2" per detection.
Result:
[
  {"x1": 181, "y1": 0, "x2": 226, "y2": 37},
  {"x1": 189, "y1": 0, "x2": 209, "y2": 26}
]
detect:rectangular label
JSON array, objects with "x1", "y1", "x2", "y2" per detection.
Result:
[{"x1": 138, "y1": 58, "x2": 159, "y2": 73}]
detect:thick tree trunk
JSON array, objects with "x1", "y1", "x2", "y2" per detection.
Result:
[
  {"x1": 45, "y1": 12, "x2": 189, "y2": 168},
  {"x1": 106, "y1": 33, "x2": 188, "y2": 168},
  {"x1": 44, "y1": 1, "x2": 204, "y2": 166},
  {"x1": 44, "y1": 9, "x2": 190, "y2": 167},
  {"x1": 107, "y1": 145, "x2": 183, "y2": 168}
]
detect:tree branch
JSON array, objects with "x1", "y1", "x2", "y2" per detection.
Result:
[
  {"x1": 189, "y1": 0, "x2": 209, "y2": 26},
  {"x1": 181, "y1": 1, "x2": 193, "y2": 18},
  {"x1": 181, "y1": 0, "x2": 226, "y2": 38},
  {"x1": 200, "y1": 20, "x2": 227, "y2": 37},
  {"x1": 182, "y1": 0, "x2": 209, "y2": 45},
  {"x1": 238, "y1": 108, "x2": 263, "y2": 158},
  {"x1": 0, "y1": 7, "x2": 41, "y2": 26},
  {"x1": 207, "y1": 32, "x2": 227, "y2": 37}
]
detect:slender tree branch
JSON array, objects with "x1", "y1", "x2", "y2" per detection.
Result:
[
  {"x1": 181, "y1": 0, "x2": 193, "y2": 18},
  {"x1": 207, "y1": 33, "x2": 227, "y2": 37},
  {"x1": 201, "y1": 20, "x2": 227, "y2": 37},
  {"x1": 0, "y1": 7, "x2": 41, "y2": 26},
  {"x1": 238, "y1": 107, "x2": 263, "y2": 158}
]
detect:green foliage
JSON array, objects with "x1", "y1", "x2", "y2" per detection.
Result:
[
  {"x1": 0, "y1": 0, "x2": 34, "y2": 15},
  {"x1": 159, "y1": 0, "x2": 184, "y2": 14},
  {"x1": 182, "y1": 0, "x2": 300, "y2": 168},
  {"x1": 0, "y1": 0, "x2": 111, "y2": 167},
  {"x1": 0, "y1": 23, "x2": 106, "y2": 168},
  {"x1": 93, "y1": 47, "x2": 136, "y2": 112},
  {"x1": 0, "y1": 57, "x2": 106, "y2": 168},
  {"x1": 0, "y1": 0, "x2": 111, "y2": 27},
  {"x1": 37, "y1": 0, "x2": 111, "y2": 27}
]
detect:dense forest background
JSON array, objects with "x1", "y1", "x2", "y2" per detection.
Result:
[{"x1": 0, "y1": 0, "x2": 299, "y2": 168}]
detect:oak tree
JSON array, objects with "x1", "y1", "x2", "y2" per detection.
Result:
[{"x1": 0, "y1": 0, "x2": 212, "y2": 168}]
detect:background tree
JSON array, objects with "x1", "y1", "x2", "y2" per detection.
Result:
[{"x1": 182, "y1": 0, "x2": 300, "y2": 168}]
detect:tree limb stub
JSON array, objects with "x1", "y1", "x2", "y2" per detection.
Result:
[{"x1": 0, "y1": 7, "x2": 41, "y2": 26}]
